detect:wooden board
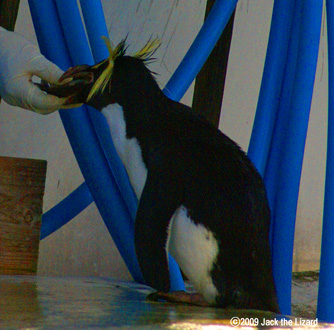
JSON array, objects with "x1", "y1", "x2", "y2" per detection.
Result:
[{"x1": 0, "y1": 156, "x2": 47, "y2": 275}]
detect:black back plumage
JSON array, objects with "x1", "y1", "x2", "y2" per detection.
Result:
[{"x1": 78, "y1": 47, "x2": 279, "y2": 313}]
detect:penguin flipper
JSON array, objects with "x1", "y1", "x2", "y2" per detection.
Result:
[{"x1": 134, "y1": 172, "x2": 181, "y2": 292}]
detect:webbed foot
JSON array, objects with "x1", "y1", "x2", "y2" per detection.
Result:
[{"x1": 147, "y1": 291, "x2": 210, "y2": 307}]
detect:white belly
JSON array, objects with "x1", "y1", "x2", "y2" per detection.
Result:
[
  {"x1": 167, "y1": 206, "x2": 219, "y2": 304},
  {"x1": 101, "y1": 103, "x2": 147, "y2": 199}
]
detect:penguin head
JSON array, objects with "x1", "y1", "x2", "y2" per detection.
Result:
[
  {"x1": 49, "y1": 38, "x2": 161, "y2": 111},
  {"x1": 94, "y1": 53, "x2": 161, "y2": 109}
]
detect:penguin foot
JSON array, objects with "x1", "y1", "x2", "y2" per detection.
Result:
[{"x1": 147, "y1": 291, "x2": 210, "y2": 307}]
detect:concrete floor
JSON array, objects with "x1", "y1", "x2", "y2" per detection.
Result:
[
  {"x1": 0, "y1": 275, "x2": 333, "y2": 329},
  {"x1": 291, "y1": 271, "x2": 319, "y2": 319}
]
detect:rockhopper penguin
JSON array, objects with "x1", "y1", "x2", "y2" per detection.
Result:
[{"x1": 44, "y1": 38, "x2": 280, "y2": 313}]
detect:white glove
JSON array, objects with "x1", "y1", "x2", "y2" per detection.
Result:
[{"x1": 0, "y1": 27, "x2": 69, "y2": 114}]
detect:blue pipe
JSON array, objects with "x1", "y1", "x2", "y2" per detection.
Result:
[
  {"x1": 247, "y1": 0, "x2": 299, "y2": 314},
  {"x1": 264, "y1": 0, "x2": 302, "y2": 244},
  {"x1": 27, "y1": 0, "x2": 71, "y2": 70},
  {"x1": 79, "y1": 0, "x2": 109, "y2": 63},
  {"x1": 163, "y1": 0, "x2": 238, "y2": 102},
  {"x1": 54, "y1": 0, "x2": 94, "y2": 66},
  {"x1": 41, "y1": 182, "x2": 93, "y2": 239},
  {"x1": 317, "y1": 0, "x2": 334, "y2": 322},
  {"x1": 28, "y1": 0, "x2": 95, "y2": 240},
  {"x1": 53, "y1": 0, "x2": 139, "y2": 216},
  {"x1": 29, "y1": 0, "x2": 144, "y2": 283},
  {"x1": 59, "y1": 109, "x2": 145, "y2": 282},
  {"x1": 78, "y1": 0, "x2": 139, "y2": 217},
  {"x1": 31, "y1": 0, "x2": 185, "y2": 289},
  {"x1": 247, "y1": 0, "x2": 295, "y2": 176},
  {"x1": 269, "y1": 0, "x2": 323, "y2": 315}
]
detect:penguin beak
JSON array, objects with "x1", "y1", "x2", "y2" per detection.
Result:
[{"x1": 38, "y1": 60, "x2": 109, "y2": 108}]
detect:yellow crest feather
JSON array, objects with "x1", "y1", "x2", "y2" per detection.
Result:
[
  {"x1": 133, "y1": 37, "x2": 161, "y2": 59},
  {"x1": 86, "y1": 36, "x2": 160, "y2": 102}
]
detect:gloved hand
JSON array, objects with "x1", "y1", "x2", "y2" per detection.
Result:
[{"x1": 0, "y1": 27, "x2": 72, "y2": 114}]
